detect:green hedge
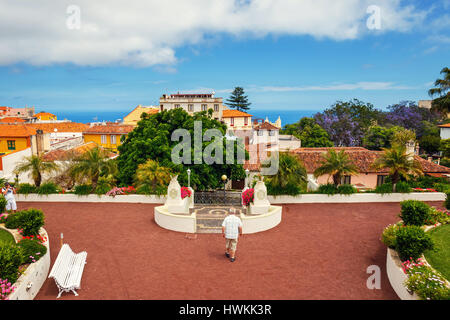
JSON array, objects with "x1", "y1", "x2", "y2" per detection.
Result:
[
  {"x1": 5, "y1": 209, "x2": 45, "y2": 237},
  {"x1": 0, "y1": 243, "x2": 23, "y2": 284},
  {"x1": 400, "y1": 200, "x2": 432, "y2": 226},
  {"x1": 395, "y1": 225, "x2": 434, "y2": 261},
  {"x1": 16, "y1": 239, "x2": 47, "y2": 264}
]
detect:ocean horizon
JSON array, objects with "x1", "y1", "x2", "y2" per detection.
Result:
[{"x1": 54, "y1": 109, "x2": 320, "y2": 126}]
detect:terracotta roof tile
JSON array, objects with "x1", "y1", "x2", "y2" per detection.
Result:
[
  {"x1": 254, "y1": 122, "x2": 280, "y2": 131},
  {"x1": 222, "y1": 110, "x2": 253, "y2": 118},
  {"x1": 42, "y1": 142, "x2": 115, "y2": 161},
  {"x1": 25, "y1": 122, "x2": 89, "y2": 133},
  {"x1": 35, "y1": 112, "x2": 56, "y2": 117},
  {"x1": 0, "y1": 117, "x2": 26, "y2": 123},
  {"x1": 83, "y1": 124, "x2": 134, "y2": 134},
  {"x1": 0, "y1": 124, "x2": 37, "y2": 137}
]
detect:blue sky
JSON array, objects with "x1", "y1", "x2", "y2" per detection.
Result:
[{"x1": 0, "y1": 0, "x2": 449, "y2": 120}]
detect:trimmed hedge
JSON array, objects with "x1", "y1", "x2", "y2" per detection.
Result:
[
  {"x1": 400, "y1": 200, "x2": 432, "y2": 226},
  {"x1": 395, "y1": 225, "x2": 434, "y2": 261}
]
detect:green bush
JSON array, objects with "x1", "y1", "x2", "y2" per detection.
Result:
[
  {"x1": 396, "y1": 181, "x2": 412, "y2": 193},
  {"x1": 445, "y1": 193, "x2": 450, "y2": 210},
  {"x1": 16, "y1": 239, "x2": 47, "y2": 264},
  {"x1": 375, "y1": 183, "x2": 393, "y2": 194},
  {"x1": 37, "y1": 182, "x2": 60, "y2": 195},
  {"x1": 17, "y1": 183, "x2": 36, "y2": 195},
  {"x1": 12, "y1": 209, "x2": 45, "y2": 236},
  {"x1": 337, "y1": 184, "x2": 357, "y2": 195},
  {"x1": 395, "y1": 225, "x2": 434, "y2": 261},
  {"x1": 95, "y1": 184, "x2": 111, "y2": 195},
  {"x1": 317, "y1": 183, "x2": 338, "y2": 195},
  {"x1": 405, "y1": 265, "x2": 450, "y2": 300},
  {"x1": 400, "y1": 200, "x2": 432, "y2": 226},
  {"x1": 74, "y1": 184, "x2": 93, "y2": 196},
  {"x1": 267, "y1": 182, "x2": 303, "y2": 196},
  {"x1": 428, "y1": 207, "x2": 450, "y2": 225},
  {"x1": 0, "y1": 243, "x2": 23, "y2": 284},
  {"x1": 0, "y1": 195, "x2": 6, "y2": 213},
  {"x1": 381, "y1": 224, "x2": 400, "y2": 248},
  {"x1": 4, "y1": 212, "x2": 21, "y2": 229}
]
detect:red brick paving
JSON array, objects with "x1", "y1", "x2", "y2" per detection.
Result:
[{"x1": 15, "y1": 201, "x2": 444, "y2": 300}]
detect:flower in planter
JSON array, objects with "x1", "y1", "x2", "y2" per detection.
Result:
[
  {"x1": 242, "y1": 188, "x2": 254, "y2": 207},
  {"x1": 181, "y1": 187, "x2": 192, "y2": 199}
]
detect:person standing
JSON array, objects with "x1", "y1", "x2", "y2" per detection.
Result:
[
  {"x1": 221, "y1": 207, "x2": 243, "y2": 262},
  {"x1": 2, "y1": 182, "x2": 17, "y2": 213}
]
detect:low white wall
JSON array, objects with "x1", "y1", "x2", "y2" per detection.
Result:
[
  {"x1": 386, "y1": 248, "x2": 419, "y2": 300},
  {"x1": 0, "y1": 226, "x2": 51, "y2": 300},
  {"x1": 241, "y1": 205, "x2": 282, "y2": 234},
  {"x1": 16, "y1": 193, "x2": 166, "y2": 203},
  {"x1": 154, "y1": 205, "x2": 196, "y2": 233},
  {"x1": 268, "y1": 192, "x2": 446, "y2": 204}
]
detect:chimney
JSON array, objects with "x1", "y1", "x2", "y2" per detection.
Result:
[{"x1": 36, "y1": 129, "x2": 44, "y2": 156}]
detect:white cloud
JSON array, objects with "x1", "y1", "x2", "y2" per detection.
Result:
[{"x1": 0, "y1": 0, "x2": 428, "y2": 67}]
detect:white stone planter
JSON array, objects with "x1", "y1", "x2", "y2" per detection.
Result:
[
  {"x1": 0, "y1": 225, "x2": 50, "y2": 300},
  {"x1": 241, "y1": 205, "x2": 282, "y2": 234},
  {"x1": 386, "y1": 247, "x2": 420, "y2": 300},
  {"x1": 154, "y1": 205, "x2": 196, "y2": 233}
]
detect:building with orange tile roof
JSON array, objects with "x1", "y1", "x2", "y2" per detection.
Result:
[
  {"x1": 222, "y1": 108, "x2": 253, "y2": 131},
  {"x1": 0, "y1": 124, "x2": 50, "y2": 156},
  {"x1": 0, "y1": 117, "x2": 27, "y2": 123},
  {"x1": 34, "y1": 111, "x2": 57, "y2": 121},
  {"x1": 83, "y1": 124, "x2": 134, "y2": 152},
  {"x1": 123, "y1": 105, "x2": 159, "y2": 126}
]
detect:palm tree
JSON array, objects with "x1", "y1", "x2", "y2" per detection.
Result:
[
  {"x1": 134, "y1": 159, "x2": 172, "y2": 194},
  {"x1": 264, "y1": 152, "x2": 307, "y2": 189},
  {"x1": 371, "y1": 145, "x2": 423, "y2": 192},
  {"x1": 14, "y1": 155, "x2": 58, "y2": 187},
  {"x1": 314, "y1": 149, "x2": 358, "y2": 186},
  {"x1": 69, "y1": 146, "x2": 117, "y2": 188},
  {"x1": 428, "y1": 67, "x2": 450, "y2": 114}
]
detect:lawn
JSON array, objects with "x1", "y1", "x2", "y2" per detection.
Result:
[
  {"x1": 0, "y1": 228, "x2": 15, "y2": 245},
  {"x1": 424, "y1": 224, "x2": 450, "y2": 281}
]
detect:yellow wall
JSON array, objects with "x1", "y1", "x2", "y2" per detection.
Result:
[
  {"x1": 37, "y1": 114, "x2": 57, "y2": 121},
  {"x1": 83, "y1": 133, "x2": 125, "y2": 152},
  {"x1": 0, "y1": 137, "x2": 29, "y2": 154},
  {"x1": 123, "y1": 106, "x2": 158, "y2": 126}
]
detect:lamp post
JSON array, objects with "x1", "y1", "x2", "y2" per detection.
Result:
[
  {"x1": 222, "y1": 174, "x2": 227, "y2": 201},
  {"x1": 187, "y1": 168, "x2": 191, "y2": 188}
]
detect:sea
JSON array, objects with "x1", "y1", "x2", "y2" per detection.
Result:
[{"x1": 56, "y1": 109, "x2": 319, "y2": 126}]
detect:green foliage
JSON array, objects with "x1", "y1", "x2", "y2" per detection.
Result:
[
  {"x1": 395, "y1": 225, "x2": 434, "y2": 261},
  {"x1": 17, "y1": 183, "x2": 37, "y2": 195},
  {"x1": 5, "y1": 212, "x2": 21, "y2": 229},
  {"x1": 0, "y1": 195, "x2": 6, "y2": 213},
  {"x1": 36, "y1": 182, "x2": 60, "y2": 195},
  {"x1": 428, "y1": 207, "x2": 450, "y2": 225},
  {"x1": 405, "y1": 265, "x2": 450, "y2": 300},
  {"x1": 16, "y1": 239, "x2": 47, "y2": 264},
  {"x1": 446, "y1": 192, "x2": 450, "y2": 210},
  {"x1": 395, "y1": 181, "x2": 412, "y2": 193},
  {"x1": 419, "y1": 134, "x2": 441, "y2": 155},
  {"x1": 134, "y1": 159, "x2": 172, "y2": 195},
  {"x1": 117, "y1": 108, "x2": 247, "y2": 190},
  {"x1": 263, "y1": 153, "x2": 307, "y2": 191},
  {"x1": 74, "y1": 184, "x2": 93, "y2": 196},
  {"x1": 14, "y1": 155, "x2": 58, "y2": 187},
  {"x1": 281, "y1": 117, "x2": 333, "y2": 147},
  {"x1": 0, "y1": 243, "x2": 23, "y2": 284},
  {"x1": 375, "y1": 183, "x2": 393, "y2": 194},
  {"x1": 266, "y1": 182, "x2": 302, "y2": 196},
  {"x1": 313, "y1": 149, "x2": 358, "y2": 186},
  {"x1": 337, "y1": 184, "x2": 357, "y2": 195},
  {"x1": 362, "y1": 125, "x2": 394, "y2": 150},
  {"x1": 400, "y1": 200, "x2": 432, "y2": 226},
  {"x1": 381, "y1": 224, "x2": 400, "y2": 248},
  {"x1": 440, "y1": 139, "x2": 450, "y2": 158},
  {"x1": 12, "y1": 209, "x2": 45, "y2": 236},
  {"x1": 317, "y1": 183, "x2": 338, "y2": 195},
  {"x1": 95, "y1": 175, "x2": 116, "y2": 195},
  {"x1": 225, "y1": 86, "x2": 251, "y2": 111},
  {"x1": 0, "y1": 229, "x2": 15, "y2": 245}
]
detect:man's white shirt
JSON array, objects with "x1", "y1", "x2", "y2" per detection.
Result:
[{"x1": 222, "y1": 214, "x2": 243, "y2": 239}]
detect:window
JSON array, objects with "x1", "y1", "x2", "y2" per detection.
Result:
[
  {"x1": 230, "y1": 117, "x2": 234, "y2": 126},
  {"x1": 7, "y1": 140, "x2": 15, "y2": 150},
  {"x1": 175, "y1": 104, "x2": 180, "y2": 108},
  {"x1": 244, "y1": 117, "x2": 248, "y2": 126},
  {"x1": 188, "y1": 104, "x2": 194, "y2": 112},
  {"x1": 214, "y1": 104, "x2": 219, "y2": 112},
  {"x1": 269, "y1": 130, "x2": 275, "y2": 136},
  {"x1": 101, "y1": 135, "x2": 107, "y2": 144},
  {"x1": 341, "y1": 175, "x2": 351, "y2": 185},
  {"x1": 377, "y1": 175, "x2": 387, "y2": 186},
  {"x1": 202, "y1": 104, "x2": 208, "y2": 111},
  {"x1": 257, "y1": 130, "x2": 264, "y2": 136},
  {"x1": 110, "y1": 135, "x2": 117, "y2": 145}
]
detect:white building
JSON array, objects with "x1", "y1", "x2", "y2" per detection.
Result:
[
  {"x1": 438, "y1": 123, "x2": 450, "y2": 140},
  {"x1": 159, "y1": 93, "x2": 224, "y2": 120}
]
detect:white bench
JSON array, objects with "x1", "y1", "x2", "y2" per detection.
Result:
[{"x1": 48, "y1": 244, "x2": 87, "y2": 298}]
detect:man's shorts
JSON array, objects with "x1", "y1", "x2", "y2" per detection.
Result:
[
  {"x1": 6, "y1": 199, "x2": 17, "y2": 211},
  {"x1": 225, "y1": 238, "x2": 238, "y2": 251}
]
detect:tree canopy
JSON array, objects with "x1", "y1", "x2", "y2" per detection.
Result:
[{"x1": 225, "y1": 87, "x2": 251, "y2": 111}]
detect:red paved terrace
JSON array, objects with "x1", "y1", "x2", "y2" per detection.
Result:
[{"x1": 15, "y1": 201, "x2": 444, "y2": 300}]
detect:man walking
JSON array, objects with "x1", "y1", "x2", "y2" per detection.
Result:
[
  {"x1": 2, "y1": 182, "x2": 17, "y2": 213},
  {"x1": 222, "y1": 208, "x2": 243, "y2": 262}
]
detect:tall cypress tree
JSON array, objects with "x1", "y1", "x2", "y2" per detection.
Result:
[{"x1": 225, "y1": 87, "x2": 251, "y2": 111}]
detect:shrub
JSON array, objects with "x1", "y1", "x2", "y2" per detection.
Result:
[
  {"x1": 74, "y1": 184, "x2": 93, "y2": 196},
  {"x1": 17, "y1": 183, "x2": 36, "y2": 195},
  {"x1": 445, "y1": 193, "x2": 450, "y2": 210},
  {"x1": 95, "y1": 184, "x2": 111, "y2": 195},
  {"x1": 395, "y1": 225, "x2": 434, "y2": 261},
  {"x1": 0, "y1": 195, "x2": 6, "y2": 213},
  {"x1": 12, "y1": 209, "x2": 45, "y2": 236},
  {"x1": 400, "y1": 200, "x2": 432, "y2": 226},
  {"x1": 396, "y1": 181, "x2": 412, "y2": 193},
  {"x1": 16, "y1": 239, "x2": 47, "y2": 264},
  {"x1": 381, "y1": 224, "x2": 400, "y2": 248},
  {"x1": 337, "y1": 184, "x2": 357, "y2": 195},
  {"x1": 242, "y1": 188, "x2": 254, "y2": 206},
  {"x1": 267, "y1": 182, "x2": 302, "y2": 196},
  {"x1": 37, "y1": 182, "x2": 60, "y2": 195},
  {"x1": 0, "y1": 243, "x2": 23, "y2": 284},
  {"x1": 375, "y1": 183, "x2": 393, "y2": 194},
  {"x1": 5, "y1": 212, "x2": 21, "y2": 229},
  {"x1": 317, "y1": 183, "x2": 338, "y2": 195},
  {"x1": 428, "y1": 207, "x2": 450, "y2": 225}
]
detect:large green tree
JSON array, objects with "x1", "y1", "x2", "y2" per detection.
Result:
[
  {"x1": 428, "y1": 67, "x2": 450, "y2": 114},
  {"x1": 280, "y1": 117, "x2": 333, "y2": 147},
  {"x1": 225, "y1": 87, "x2": 251, "y2": 111},
  {"x1": 117, "y1": 108, "x2": 247, "y2": 190}
]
